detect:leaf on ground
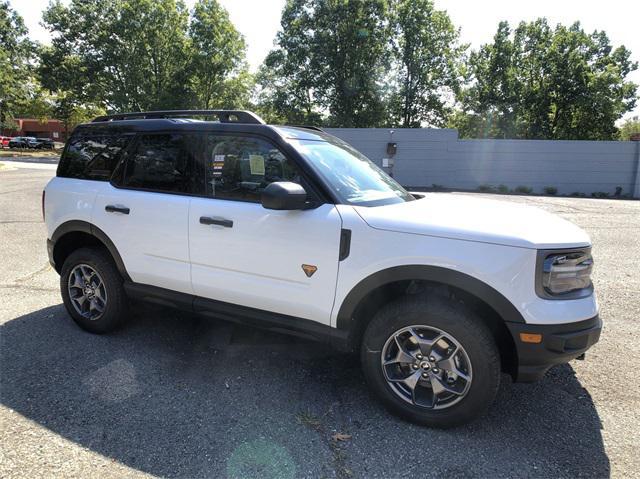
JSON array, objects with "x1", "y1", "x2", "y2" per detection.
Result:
[
  {"x1": 332, "y1": 433, "x2": 352, "y2": 442},
  {"x1": 296, "y1": 412, "x2": 322, "y2": 430}
]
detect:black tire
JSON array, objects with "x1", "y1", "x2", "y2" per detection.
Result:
[
  {"x1": 361, "y1": 294, "x2": 500, "y2": 428},
  {"x1": 60, "y1": 247, "x2": 129, "y2": 334}
]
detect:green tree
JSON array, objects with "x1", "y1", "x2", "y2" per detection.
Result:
[
  {"x1": 254, "y1": 49, "x2": 322, "y2": 125},
  {"x1": 452, "y1": 21, "x2": 521, "y2": 138},
  {"x1": 259, "y1": 0, "x2": 391, "y2": 127},
  {"x1": 618, "y1": 116, "x2": 640, "y2": 140},
  {"x1": 188, "y1": 0, "x2": 251, "y2": 109},
  {"x1": 0, "y1": 1, "x2": 36, "y2": 128},
  {"x1": 453, "y1": 19, "x2": 638, "y2": 140},
  {"x1": 41, "y1": 0, "x2": 252, "y2": 114},
  {"x1": 391, "y1": 0, "x2": 464, "y2": 127},
  {"x1": 45, "y1": 0, "x2": 192, "y2": 111}
]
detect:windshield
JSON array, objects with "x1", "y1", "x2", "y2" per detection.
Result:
[{"x1": 292, "y1": 139, "x2": 414, "y2": 206}]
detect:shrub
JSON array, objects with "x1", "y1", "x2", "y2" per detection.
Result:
[
  {"x1": 591, "y1": 191, "x2": 610, "y2": 198},
  {"x1": 570, "y1": 192, "x2": 586, "y2": 197},
  {"x1": 497, "y1": 184, "x2": 510, "y2": 193},
  {"x1": 431, "y1": 183, "x2": 446, "y2": 191},
  {"x1": 477, "y1": 184, "x2": 496, "y2": 192},
  {"x1": 543, "y1": 186, "x2": 558, "y2": 195},
  {"x1": 514, "y1": 185, "x2": 533, "y2": 194}
]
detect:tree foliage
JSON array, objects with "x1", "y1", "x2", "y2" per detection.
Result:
[
  {"x1": 391, "y1": 0, "x2": 464, "y2": 127},
  {"x1": 258, "y1": 0, "x2": 392, "y2": 127},
  {"x1": 2, "y1": 0, "x2": 638, "y2": 139},
  {"x1": 259, "y1": 0, "x2": 468, "y2": 128},
  {"x1": 40, "y1": 0, "x2": 250, "y2": 113},
  {"x1": 188, "y1": 0, "x2": 250, "y2": 109},
  {"x1": 0, "y1": 1, "x2": 40, "y2": 127},
  {"x1": 618, "y1": 116, "x2": 640, "y2": 140},
  {"x1": 453, "y1": 19, "x2": 638, "y2": 140}
]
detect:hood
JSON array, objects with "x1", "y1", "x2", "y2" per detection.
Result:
[{"x1": 353, "y1": 193, "x2": 591, "y2": 250}]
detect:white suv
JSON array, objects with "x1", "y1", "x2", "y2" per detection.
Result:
[{"x1": 44, "y1": 110, "x2": 601, "y2": 427}]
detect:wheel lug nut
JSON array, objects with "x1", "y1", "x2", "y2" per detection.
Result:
[
  {"x1": 412, "y1": 364, "x2": 419, "y2": 370},
  {"x1": 432, "y1": 368, "x2": 440, "y2": 374},
  {"x1": 422, "y1": 372, "x2": 429, "y2": 378},
  {"x1": 416, "y1": 354, "x2": 423, "y2": 360},
  {"x1": 429, "y1": 356, "x2": 435, "y2": 362}
]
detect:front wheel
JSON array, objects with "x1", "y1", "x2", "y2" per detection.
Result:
[{"x1": 361, "y1": 295, "x2": 500, "y2": 428}]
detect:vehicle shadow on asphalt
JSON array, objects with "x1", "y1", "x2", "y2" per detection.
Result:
[{"x1": 1, "y1": 304, "x2": 610, "y2": 478}]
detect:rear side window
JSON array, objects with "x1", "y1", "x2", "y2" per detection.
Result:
[
  {"x1": 58, "y1": 127, "x2": 131, "y2": 181},
  {"x1": 119, "y1": 133, "x2": 202, "y2": 194}
]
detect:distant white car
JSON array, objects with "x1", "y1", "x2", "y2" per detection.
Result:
[{"x1": 43, "y1": 110, "x2": 601, "y2": 427}]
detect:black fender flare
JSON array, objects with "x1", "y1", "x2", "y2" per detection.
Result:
[
  {"x1": 335, "y1": 265, "x2": 526, "y2": 331},
  {"x1": 50, "y1": 220, "x2": 131, "y2": 281}
]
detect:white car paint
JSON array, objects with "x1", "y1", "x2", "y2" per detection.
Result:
[
  {"x1": 189, "y1": 197, "x2": 342, "y2": 324},
  {"x1": 354, "y1": 193, "x2": 591, "y2": 249},
  {"x1": 44, "y1": 177, "x2": 99, "y2": 231},
  {"x1": 333, "y1": 205, "x2": 597, "y2": 326},
  {"x1": 92, "y1": 183, "x2": 192, "y2": 295},
  {"x1": 45, "y1": 173, "x2": 598, "y2": 330}
]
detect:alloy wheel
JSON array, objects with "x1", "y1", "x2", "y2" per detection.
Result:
[
  {"x1": 67, "y1": 264, "x2": 107, "y2": 321},
  {"x1": 381, "y1": 325, "x2": 473, "y2": 410}
]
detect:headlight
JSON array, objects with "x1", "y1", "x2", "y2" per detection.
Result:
[{"x1": 536, "y1": 249, "x2": 594, "y2": 299}]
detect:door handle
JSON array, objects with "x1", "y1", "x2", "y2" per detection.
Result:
[
  {"x1": 200, "y1": 216, "x2": 233, "y2": 228},
  {"x1": 105, "y1": 205, "x2": 130, "y2": 214}
]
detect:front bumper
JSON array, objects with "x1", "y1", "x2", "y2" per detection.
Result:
[{"x1": 506, "y1": 315, "x2": 602, "y2": 382}]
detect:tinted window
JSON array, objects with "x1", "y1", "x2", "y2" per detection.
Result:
[
  {"x1": 198, "y1": 135, "x2": 305, "y2": 202},
  {"x1": 58, "y1": 128, "x2": 131, "y2": 181},
  {"x1": 121, "y1": 133, "x2": 201, "y2": 194}
]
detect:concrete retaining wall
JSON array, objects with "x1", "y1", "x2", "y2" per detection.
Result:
[{"x1": 325, "y1": 128, "x2": 640, "y2": 197}]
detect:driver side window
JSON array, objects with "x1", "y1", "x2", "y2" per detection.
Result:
[{"x1": 199, "y1": 135, "x2": 305, "y2": 202}]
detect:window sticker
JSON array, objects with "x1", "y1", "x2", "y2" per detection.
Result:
[
  {"x1": 249, "y1": 154, "x2": 265, "y2": 175},
  {"x1": 211, "y1": 154, "x2": 225, "y2": 177}
]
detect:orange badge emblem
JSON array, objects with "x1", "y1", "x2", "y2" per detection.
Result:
[{"x1": 302, "y1": 264, "x2": 318, "y2": 277}]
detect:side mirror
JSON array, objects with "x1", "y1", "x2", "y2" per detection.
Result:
[{"x1": 261, "y1": 182, "x2": 307, "y2": 210}]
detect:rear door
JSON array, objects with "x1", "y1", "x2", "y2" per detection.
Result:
[
  {"x1": 92, "y1": 132, "x2": 199, "y2": 294},
  {"x1": 188, "y1": 133, "x2": 342, "y2": 325}
]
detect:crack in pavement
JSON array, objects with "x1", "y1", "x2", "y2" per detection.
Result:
[
  {"x1": 14, "y1": 264, "x2": 52, "y2": 283},
  {"x1": 0, "y1": 220, "x2": 44, "y2": 224},
  {"x1": 0, "y1": 284, "x2": 58, "y2": 293}
]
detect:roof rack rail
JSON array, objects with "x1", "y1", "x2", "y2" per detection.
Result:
[
  {"x1": 91, "y1": 110, "x2": 266, "y2": 125},
  {"x1": 290, "y1": 125, "x2": 325, "y2": 132}
]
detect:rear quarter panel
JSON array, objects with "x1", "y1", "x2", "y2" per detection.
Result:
[{"x1": 44, "y1": 177, "x2": 102, "y2": 238}]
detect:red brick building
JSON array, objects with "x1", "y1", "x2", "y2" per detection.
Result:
[{"x1": 1, "y1": 118, "x2": 67, "y2": 141}]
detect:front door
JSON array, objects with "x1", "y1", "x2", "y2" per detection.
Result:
[{"x1": 188, "y1": 133, "x2": 342, "y2": 325}]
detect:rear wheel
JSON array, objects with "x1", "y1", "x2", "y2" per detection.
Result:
[
  {"x1": 361, "y1": 294, "x2": 500, "y2": 428},
  {"x1": 60, "y1": 247, "x2": 129, "y2": 333}
]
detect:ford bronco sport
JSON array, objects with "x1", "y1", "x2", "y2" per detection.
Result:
[{"x1": 44, "y1": 110, "x2": 601, "y2": 427}]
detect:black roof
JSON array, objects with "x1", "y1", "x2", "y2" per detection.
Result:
[
  {"x1": 79, "y1": 110, "x2": 335, "y2": 143},
  {"x1": 92, "y1": 109, "x2": 265, "y2": 124}
]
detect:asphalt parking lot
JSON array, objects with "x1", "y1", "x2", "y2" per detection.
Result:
[{"x1": 1, "y1": 159, "x2": 639, "y2": 478}]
